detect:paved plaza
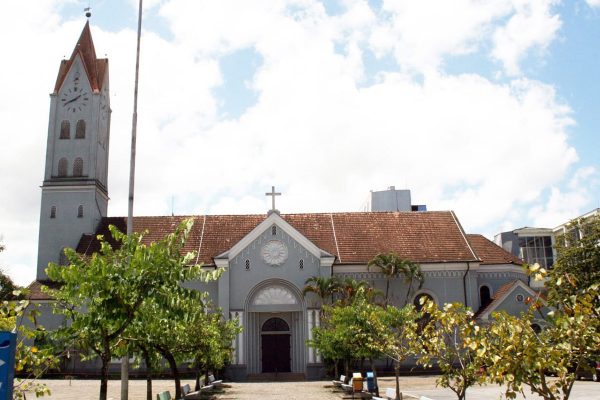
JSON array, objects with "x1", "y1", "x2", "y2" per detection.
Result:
[{"x1": 26, "y1": 376, "x2": 600, "y2": 400}]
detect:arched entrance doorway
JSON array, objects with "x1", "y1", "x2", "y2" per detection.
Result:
[
  {"x1": 261, "y1": 317, "x2": 291, "y2": 373},
  {"x1": 245, "y1": 280, "x2": 307, "y2": 375}
]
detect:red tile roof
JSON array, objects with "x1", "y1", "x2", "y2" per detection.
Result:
[
  {"x1": 76, "y1": 211, "x2": 480, "y2": 265},
  {"x1": 27, "y1": 280, "x2": 60, "y2": 301},
  {"x1": 466, "y1": 234, "x2": 523, "y2": 265},
  {"x1": 53, "y1": 21, "x2": 107, "y2": 94}
]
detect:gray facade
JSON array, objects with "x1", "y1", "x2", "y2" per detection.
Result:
[{"x1": 37, "y1": 23, "x2": 110, "y2": 280}]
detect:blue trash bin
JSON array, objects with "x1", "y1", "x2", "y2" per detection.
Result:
[
  {"x1": 0, "y1": 331, "x2": 16, "y2": 400},
  {"x1": 366, "y1": 371, "x2": 375, "y2": 393}
]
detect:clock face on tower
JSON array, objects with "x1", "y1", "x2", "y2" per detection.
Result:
[
  {"x1": 262, "y1": 240, "x2": 288, "y2": 266},
  {"x1": 60, "y1": 85, "x2": 89, "y2": 113}
]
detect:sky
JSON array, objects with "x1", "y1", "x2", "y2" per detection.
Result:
[{"x1": 0, "y1": 0, "x2": 599, "y2": 286}]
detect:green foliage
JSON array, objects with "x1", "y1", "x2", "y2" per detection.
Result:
[
  {"x1": 0, "y1": 273, "x2": 21, "y2": 302},
  {"x1": 547, "y1": 215, "x2": 600, "y2": 308},
  {"x1": 309, "y1": 289, "x2": 387, "y2": 393},
  {"x1": 45, "y1": 218, "x2": 222, "y2": 400},
  {"x1": 367, "y1": 252, "x2": 423, "y2": 306},
  {"x1": 482, "y1": 265, "x2": 600, "y2": 400},
  {"x1": 302, "y1": 276, "x2": 341, "y2": 305},
  {"x1": 126, "y1": 291, "x2": 239, "y2": 398},
  {"x1": 338, "y1": 278, "x2": 383, "y2": 305},
  {"x1": 377, "y1": 305, "x2": 422, "y2": 400},
  {"x1": 0, "y1": 292, "x2": 58, "y2": 399},
  {"x1": 418, "y1": 301, "x2": 487, "y2": 400}
]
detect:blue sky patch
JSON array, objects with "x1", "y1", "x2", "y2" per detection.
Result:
[{"x1": 213, "y1": 48, "x2": 262, "y2": 119}]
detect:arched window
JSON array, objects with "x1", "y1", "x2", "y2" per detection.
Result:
[
  {"x1": 413, "y1": 293, "x2": 434, "y2": 311},
  {"x1": 75, "y1": 120, "x2": 86, "y2": 139},
  {"x1": 414, "y1": 292, "x2": 434, "y2": 332},
  {"x1": 262, "y1": 317, "x2": 289, "y2": 332},
  {"x1": 73, "y1": 157, "x2": 83, "y2": 177},
  {"x1": 50, "y1": 206, "x2": 56, "y2": 219},
  {"x1": 480, "y1": 285, "x2": 491, "y2": 308},
  {"x1": 77, "y1": 205, "x2": 84, "y2": 218},
  {"x1": 271, "y1": 225, "x2": 277, "y2": 235},
  {"x1": 60, "y1": 120, "x2": 70, "y2": 139},
  {"x1": 58, "y1": 158, "x2": 68, "y2": 177}
]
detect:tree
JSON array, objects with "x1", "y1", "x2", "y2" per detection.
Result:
[
  {"x1": 482, "y1": 265, "x2": 600, "y2": 400},
  {"x1": 309, "y1": 290, "x2": 386, "y2": 395},
  {"x1": 547, "y1": 215, "x2": 600, "y2": 307},
  {"x1": 377, "y1": 305, "x2": 422, "y2": 400},
  {"x1": 302, "y1": 275, "x2": 341, "y2": 306},
  {"x1": 191, "y1": 311, "x2": 240, "y2": 390},
  {"x1": 418, "y1": 301, "x2": 487, "y2": 400},
  {"x1": 46, "y1": 219, "x2": 221, "y2": 400},
  {"x1": 368, "y1": 252, "x2": 424, "y2": 306},
  {"x1": 0, "y1": 290, "x2": 59, "y2": 399},
  {"x1": 128, "y1": 295, "x2": 225, "y2": 400},
  {"x1": 338, "y1": 278, "x2": 371, "y2": 305},
  {"x1": 0, "y1": 242, "x2": 21, "y2": 300}
]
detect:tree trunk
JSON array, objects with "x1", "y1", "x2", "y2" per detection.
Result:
[
  {"x1": 142, "y1": 347, "x2": 152, "y2": 400},
  {"x1": 334, "y1": 359, "x2": 339, "y2": 379},
  {"x1": 394, "y1": 360, "x2": 402, "y2": 400},
  {"x1": 195, "y1": 369, "x2": 201, "y2": 391},
  {"x1": 360, "y1": 357, "x2": 365, "y2": 374},
  {"x1": 344, "y1": 359, "x2": 350, "y2": 382},
  {"x1": 385, "y1": 279, "x2": 390, "y2": 307},
  {"x1": 99, "y1": 355, "x2": 110, "y2": 400},
  {"x1": 162, "y1": 351, "x2": 182, "y2": 399}
]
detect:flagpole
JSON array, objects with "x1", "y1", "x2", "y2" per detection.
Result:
[{"x1": 122, "y1": 0, "x2": 143, "y2": 399}]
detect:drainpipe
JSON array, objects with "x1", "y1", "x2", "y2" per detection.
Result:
[{"x1": 463, "y1": 262, "x2": 471, "y2": 307}]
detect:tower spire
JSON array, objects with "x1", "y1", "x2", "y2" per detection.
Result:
[{"x1": 53, "y1": 21, "x2": 106, "y2": 94}]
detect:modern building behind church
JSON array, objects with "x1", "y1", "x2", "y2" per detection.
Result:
[{"x1": 28, "y1": 22, "x2": 541, "y2": 380}]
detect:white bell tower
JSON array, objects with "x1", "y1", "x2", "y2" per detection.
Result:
[{"x1": 37, "y1": 21, "x2": 110, "y2": 279}]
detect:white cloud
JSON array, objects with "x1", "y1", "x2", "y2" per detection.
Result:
[
  {"x1": 370, "y1": 0, "x2": 510, "y2": 72},
  {"x1": 492, "y1": 0, "x2": 561, "y2": 76},
  {"x1": 586, "y1": 0, "x2": 600, "y2": 8},
  {"x1": 0, "y1": 1, "x2": 596, "y2": 286},
  {"x1": 528, "y1": 170, "x2": 598, "y2": 228}
]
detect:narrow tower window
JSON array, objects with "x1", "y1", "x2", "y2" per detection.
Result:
[
  {"x1": 271, "y1": 225, "x2": 277, "y2": 235},
  {"x1": 299, "y1": 259, "x2": 304, "y2": 269},
  {"x1": 58, "y1": 158, "x2": 68, "y2": 177},
  {"x1": 73, "y1": 157, "x2": 83, "y2": 177},
  {"x1": 77, "y1": 205, "x2": 84, "y2": 218},
  {"x1": 60, "y1": 120, "x2": 70, "y2": 139},
  {"x1": 50, "y1": 206, "x2": 56, "y2": 219},
  {"x1": 245, "y1": 259, "x2": 250, "y2": 270},
  {"x1": 75, "y1": 120, "x2": 86, "y2": 139}
]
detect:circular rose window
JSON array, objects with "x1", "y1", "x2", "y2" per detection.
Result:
[{"x1": 261, "y1": 240, "x2": 288, "y2": 266}]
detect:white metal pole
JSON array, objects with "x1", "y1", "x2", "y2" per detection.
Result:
[{"x1": 122, "y1": 0, "x2": 143, "y2": 399}]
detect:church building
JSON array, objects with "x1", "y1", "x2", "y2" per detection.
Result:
[{"x1": 29, "y1": 22, "x2": 541, "y2": 380}]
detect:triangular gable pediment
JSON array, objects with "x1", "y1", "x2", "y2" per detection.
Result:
[
  {"x1": 478, "y1": 280, "x2": 545, "y2": 320},
  {"x1": 215, "y1": 212, "x2": 333, "y2": 262}
]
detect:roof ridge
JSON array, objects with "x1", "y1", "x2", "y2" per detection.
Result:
[
  {"x1": 450, "y1": 211, "x2": 479, "y2": 261},
  {"x1": 329, "y1": 213, "x2": 341, "y2": 262},
  {"x1": 105, "y1": 210, "x2": 456, "y2": 219}
]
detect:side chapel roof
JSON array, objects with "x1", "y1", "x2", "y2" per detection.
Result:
[
  {"x1": 53, "y1": 21, "x2": 107, "y2": 94},
  {"x1": 466, "y1": 234, "x2": 523, "y2": 265}
]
